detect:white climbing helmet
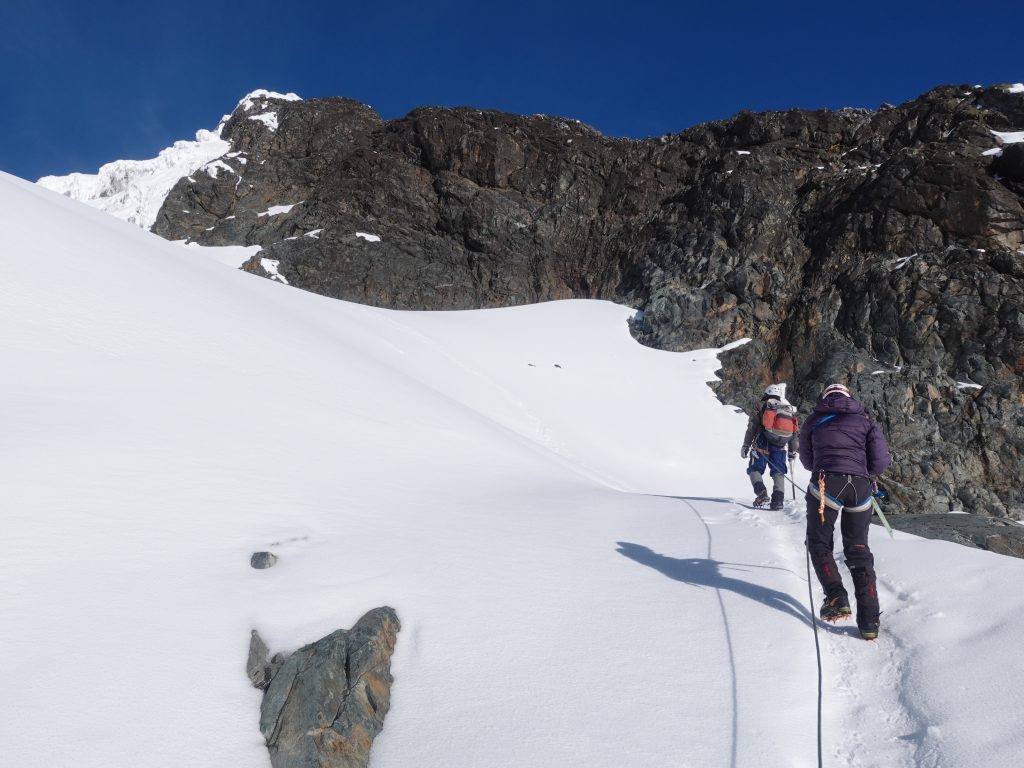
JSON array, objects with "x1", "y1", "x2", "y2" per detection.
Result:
[
  {"x1": 822, "y1": 383, "x2": 851, "y2": 398},
  {"x1": 763, "y1": 384, "x2": 785, "y2": 399}
]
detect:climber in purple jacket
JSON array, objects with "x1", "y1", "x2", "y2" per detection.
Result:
[{"x1": 799, "y1": 383, "x2": 891, "y2": 640}]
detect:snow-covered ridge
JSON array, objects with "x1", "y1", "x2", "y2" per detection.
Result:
[
  {"x1": 36, "y1": 127, "x2": 229, "y2": 229},
  {"x1": 35, "y1": 89, "x2": 302, "y2": 229},
  {"x1": 239, "y1": 90, "x2": 302, "y2": 133},
  {"x1": 238, "y1": 89, "x2": 301, "y2": 112}
]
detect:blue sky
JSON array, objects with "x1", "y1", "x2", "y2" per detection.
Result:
[{"x1": 2, "y1": 0, "x2": 1022, "y2": 180}]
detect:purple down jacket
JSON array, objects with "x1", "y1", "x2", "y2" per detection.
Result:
[{"x1": 799, "y1": 393, "x2": 891, "y2": 478}]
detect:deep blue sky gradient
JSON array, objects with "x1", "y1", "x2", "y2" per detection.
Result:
[{"x1": 3, "y1": 0, "x2": 1022, "y2": 180}]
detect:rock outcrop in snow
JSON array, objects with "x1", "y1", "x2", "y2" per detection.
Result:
[{"x1": 254, "y1": 608, "x2": 400, "y2": 768}]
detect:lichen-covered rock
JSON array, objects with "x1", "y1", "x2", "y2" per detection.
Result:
[
  {"x1": 152, "y1": 84, "x2": 1024, "y2": 525},
  {"x1": 258, "y1": 607, "x2": 400, "y2": 768}
]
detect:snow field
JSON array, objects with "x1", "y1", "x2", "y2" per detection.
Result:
[{"x1": 2, "y1": 171, "x2": 1024, "y2": 767}]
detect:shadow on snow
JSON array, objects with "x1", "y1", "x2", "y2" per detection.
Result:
[{"x1": 615, "y1": 543, "x2": 814, "y2": 628}]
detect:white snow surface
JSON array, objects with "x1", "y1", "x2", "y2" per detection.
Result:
[
  {"x1": 991, "y1": 129, "x2": 1024, "y2": 144},
  {"x1": 248, "y1": 112, "x2": 280, "y2": 131},
  {"x1": 37, "y1": 128, "x2": 229, "y2": 229},
  {"x1": 258, "y1": 202, "x2": 301, "y2": 217},
  {"x1": 356, "y1": 231, "x2": 381, "y2": 242},
  {"x1": 3, "y1": 171, "x2": 1024, "y2": 767},
  {"x1": 203, "y1": 158, "x2": 237, "y2": 179},
  {"x1": 260, "y1": 257, "x2": 289, "y2": 283},
  {"x1": 239, "y1": 89, "x2": 302, "y2": 111},
  {"x1": 1008, "y1": 83, "x2": 1024, "y2": 94},
  {"x1": 178, "y1": 241, "x2": 262, "y2": 268}
]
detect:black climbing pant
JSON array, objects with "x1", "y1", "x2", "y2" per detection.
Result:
[{"x1": 805, "y1": 472, "x2": 879, "y2": 623}]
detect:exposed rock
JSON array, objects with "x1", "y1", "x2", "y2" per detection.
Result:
[
  {"x1": 247, "y1": 630, "x2": 279, "y2": 690},
  {"x1": 251, "y1": 551, "x2": 279, "y2": 569},
  {"x1": 885, "y1": 514, "x2": 1024, "y2": 558},
  {"x1": 258, "y1": 607, "x2": 400, "y2": 768},
  {"x1": 152, "y1": 84, "x2": 1024, "y2": 527},
  {"x1": 993, "y1": 143, "x2": 1024, "y2": 184}
]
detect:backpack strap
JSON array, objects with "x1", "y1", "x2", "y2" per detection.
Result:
[{"x1": 809, "y1": 414, "x2": 836, "y2": 434}]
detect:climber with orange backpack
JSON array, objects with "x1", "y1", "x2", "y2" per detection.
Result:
[{"x1": 740, "y1": 384, "x2": 799, "y2": 510}]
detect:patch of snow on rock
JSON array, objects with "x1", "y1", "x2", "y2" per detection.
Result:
[
  {"x1": 889, "y1": 253, "x2": 917, "y2": 271},
  {"x1": 356, "y1": 232, "x2": 381, "y2": 242},
  {"x1": 203, "y1": 160, "x2": 236, "y2": 179},
  {"x1": 238, "y1": 89, "x2": 302, "y2": 112},
  {"x1": 991, "y1": 130, "x2": 1024, "y2": 144},
  {"x1": 258, "y1": 202, "x2": 302, "y2": 217},
  {"x1": 248, "y1": 112, "x2": 279, "y2": 131},
  {"x1": 260, "y1": 258, "x2": 289, "y2": 284}
]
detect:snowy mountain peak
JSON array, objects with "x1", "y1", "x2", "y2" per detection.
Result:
[
  {"x1": 34, "y1": 88, "x2": 302, "y2": 229},
  {"x1": 238, "y1": 89, "x2": 302, "y2": 112},
  {"x1": 37, "y1": 125, "x2": 230, "y2": 229}
]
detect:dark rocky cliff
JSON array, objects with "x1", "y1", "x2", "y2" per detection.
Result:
[{"x1": 153, "y1": 86, "x2": 1024, "y2": 523}]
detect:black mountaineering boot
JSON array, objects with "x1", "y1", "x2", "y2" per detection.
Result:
[
  {"x1": 770, "y1": 490, "x2": 784, "y2": 511},
  {"x1": 859, "y1": 622, "x2": 880, "y2": 641},
  {"x1": 819, "y1": 594, "x2": 852, "y2": 622},
  {"x1": 858, "y1": 611, "x2": 881, "y2": 640},
  {"x1": 752, "y1": 480, "x2": 768, "y2": 508}
]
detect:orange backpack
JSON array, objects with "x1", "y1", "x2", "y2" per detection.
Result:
[{"x1": 761, "y1": 400, "x2": 798, "y2": 446}]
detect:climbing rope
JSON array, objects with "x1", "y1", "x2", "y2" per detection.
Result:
[
  {"x1": 763, "y1": 453, "x2": 824, "y2": 768},
  {"x1": 805, "y1": 541, "x2": 824, "y2": 768}
]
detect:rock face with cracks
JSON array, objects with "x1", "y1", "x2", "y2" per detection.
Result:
[
  {"x1": 249, "y1": 607, "x2": 401, "y2": 768},
  {"x1": 153, "y1": 84, "x2": 1024, "y2": 525}
]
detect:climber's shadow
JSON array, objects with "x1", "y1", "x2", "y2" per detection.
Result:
[{"x1": 615, "y1": 542, "x2": 814, "y2": 627}]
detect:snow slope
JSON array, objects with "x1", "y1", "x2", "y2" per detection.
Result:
[{"x1": 2, "y1": 172, "x2": 1024, "y2": 768}]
